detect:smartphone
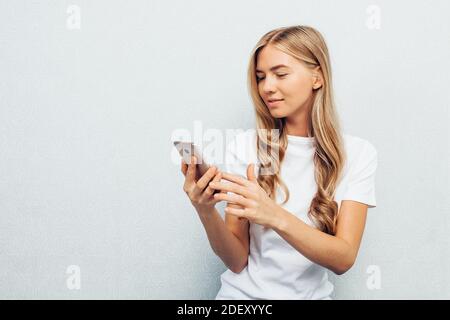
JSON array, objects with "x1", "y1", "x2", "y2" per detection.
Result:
[{"x1": 173, "y1": 141, "x2": 211, "y2": 177}]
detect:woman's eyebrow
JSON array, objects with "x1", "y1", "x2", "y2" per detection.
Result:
[{"x1": 256, "y1": 64, "x2": 290, "y2": 73}]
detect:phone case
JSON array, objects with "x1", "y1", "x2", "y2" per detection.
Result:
[{"x1": 173, "y1": 141, "x2": 210, "y2": 176}]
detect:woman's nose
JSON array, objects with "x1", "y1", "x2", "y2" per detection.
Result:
[{"x1": 262, "y1": 76, "x2": 277, "y2": 93}]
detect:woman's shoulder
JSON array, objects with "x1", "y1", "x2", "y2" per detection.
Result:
[
  {"x1": 341, "y1": 133, "x2": 378, "y2": 175},
  {"x1": 342, "y1": 133, "x2": 377, "y2": 156}
]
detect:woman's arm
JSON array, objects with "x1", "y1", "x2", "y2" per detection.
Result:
[
  {"x1": 210, "y1": 167, "x2": 368, "y2": 275},
  {"x1": 196, "y1": 206, "x2": 249, "y2": 274},
  {"x1": 272, "y1": 199, "x2": 368, "y2": 275},
  {"x1": 180, "y1": 156, "x2": 249, "y2": 273}
]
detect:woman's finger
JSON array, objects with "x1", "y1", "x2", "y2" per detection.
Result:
[
  {"x1": 201, "y1": 171, "x2": 221, "y2": 199},
  {"x1": 224, "y1": 206, "x2": 246, "y2": 218},
  {"x1": 214, "y1": 192, "x2": 253, "y2": 207},
  {"x1": 226, "y1": 202, "x2": 246, "y2": 220},
  {"x1": 227, "y1": 202, "x2": 244, "y2": 209},
  {"x1": 221, "y1": 172, "x2": 252, "y2": 187},
  {"x1": 195, "y1": 166, "x2": 217, "y2": 191},
  {"x1": 186, "y1": 156, "x2": 197, "y2": 182},
  {"x1": 181, "y1": 160, "x2": 188, "y2": 176},
  {"x1": 208, "y1": 181, "x2": 253, "y2": 199}
]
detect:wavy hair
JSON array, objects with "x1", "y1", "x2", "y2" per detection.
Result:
[{"x1": 248, "y1": 25, "x2": 346, "y2": 235}]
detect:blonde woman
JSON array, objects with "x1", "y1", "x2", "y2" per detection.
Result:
[{"x1": 180, "y1": 25, "x2": 377, "y2": 300}]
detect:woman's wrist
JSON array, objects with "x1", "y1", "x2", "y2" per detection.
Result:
[
  {"x1": 271, "y1": 206, "x2": 290, "y2": 232},
  {"x1": 193, "y1": 203, "x2": 215, "y2": 216}
]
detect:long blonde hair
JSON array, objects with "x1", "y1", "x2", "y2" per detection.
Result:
[{"x1": 248, "y1": 25, "x2": 346, "y2": 235}]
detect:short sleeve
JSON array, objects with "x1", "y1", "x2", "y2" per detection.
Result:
[{"x1": 342, "y1": 141, "x2": 378, "y2": 208}]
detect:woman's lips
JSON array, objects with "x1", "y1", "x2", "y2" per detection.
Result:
[{"x1": 267, "y1": 99, "x2": 284, "y2": 107}]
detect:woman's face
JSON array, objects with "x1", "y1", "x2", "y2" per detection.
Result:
[{"x1": 256, "y1": 44, "x2": 321, "y2": 119}]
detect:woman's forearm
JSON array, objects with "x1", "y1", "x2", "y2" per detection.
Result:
[
  {"x1": 196, "y1": 206, "x2": 248, "y2": 273},
  {"x1": 272, "y1": 207, "x2": 354, "y2": 275}
]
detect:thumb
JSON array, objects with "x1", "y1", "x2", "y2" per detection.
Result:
[{"x1": 247, "y1": 163, "x2": 257, "y2": 182}]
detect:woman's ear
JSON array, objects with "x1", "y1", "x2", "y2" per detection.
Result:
[{"x1": 312, "y1": 66, "x2": 323, "y2": 89}]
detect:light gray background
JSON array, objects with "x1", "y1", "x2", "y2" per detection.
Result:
[{"x1": 0, "y1": 0, "x2": 449, "y2": 299}]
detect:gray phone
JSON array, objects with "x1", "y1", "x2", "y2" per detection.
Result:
[{"x1": 173, "y1": 141, "x2": 211, "y2": 177}]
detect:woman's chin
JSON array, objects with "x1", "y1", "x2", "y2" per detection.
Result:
[{"x1": 269, "y1": 110, "x2": 286, "y2": 118}]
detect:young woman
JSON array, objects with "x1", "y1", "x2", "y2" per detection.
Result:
[{"x1": 180, "y1": 25, "x2": 377, "y2": 300}]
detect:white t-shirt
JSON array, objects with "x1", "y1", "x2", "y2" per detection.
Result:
[{"x1": 214, "y1": 130, "x2": 378, "y2": 300}]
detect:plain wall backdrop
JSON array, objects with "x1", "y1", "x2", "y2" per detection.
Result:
[{"x1": 0, "y1": 0, "x2": 449, "y2": 299}]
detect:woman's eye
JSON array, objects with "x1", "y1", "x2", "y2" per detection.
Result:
[{"x1": 256, "y1": 74, "x2": 287, "y2": 81}]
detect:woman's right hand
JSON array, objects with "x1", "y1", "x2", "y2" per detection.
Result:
[{"x1": 181, "y1": 156, "x2": 223, "y2": 212}]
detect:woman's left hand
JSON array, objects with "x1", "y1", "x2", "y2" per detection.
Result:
[{"x1": 208, "y1": 164, "x2": 282, "y2": 228}]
